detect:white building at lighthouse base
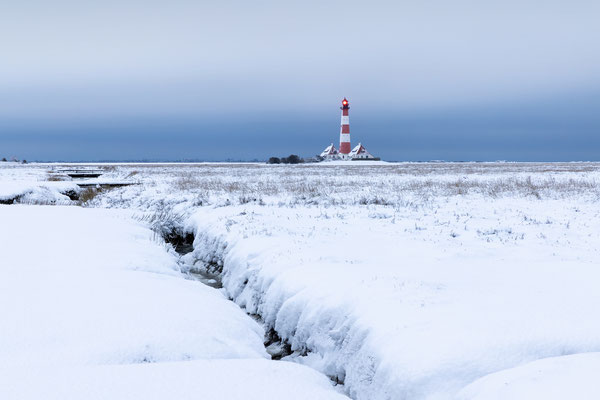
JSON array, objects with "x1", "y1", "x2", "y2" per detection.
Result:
[
  {"x1": 349, "y1": 143, "x2": 378, "y2": 160},
  {"x1": 319, "y1": 143, "x2": 339, "y2": 160},
  {"x1": 319, "y1": 143, "x2": 379, "y2": 161}
]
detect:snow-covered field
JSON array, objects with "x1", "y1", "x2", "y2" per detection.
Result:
[
  {"x1": 2, "y1": 161, "x2": 600, "y2": 399},
  {"x1": 0, "y1": 205, "x2": 347, "y2": 400}
]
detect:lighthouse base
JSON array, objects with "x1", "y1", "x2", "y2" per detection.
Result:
[{"x1": 318, "y1": 143, "x2": 379, "y2": 162}]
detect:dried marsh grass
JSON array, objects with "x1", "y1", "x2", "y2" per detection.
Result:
[
  {"x1": 80, "y1": 162, "x2": 600, "y2": 208},
  {"x1": 79, "y1": 188, "x2": 102, "y2": 204},
  {"x1": 46, "y1": 174, "x2": 67, "y2": 181}
]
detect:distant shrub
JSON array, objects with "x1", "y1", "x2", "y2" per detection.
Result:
[
  {"x1": 237, "y1": 195, "x2": 264, "y2": 205},
  {"x1": 1, "y1": 157, "x2": 6, "y2": 162},
  {"x1": 267, "y1": 157, "x2": 281, "y2": 164},
  {"x1": 358, "y1": 196, "x2": 393, "y2": 206},
  {"x1": 281, "y1": 154, "x2": 302, "y2": 164}
]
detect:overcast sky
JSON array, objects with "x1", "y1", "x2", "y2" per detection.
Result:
[{"x1": 1, "y1": 0, "x2": 599, "y2": 161}]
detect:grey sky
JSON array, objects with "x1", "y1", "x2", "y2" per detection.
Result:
[{"x1": 1, "y1": 0, "x2": 599, "y2": 160}]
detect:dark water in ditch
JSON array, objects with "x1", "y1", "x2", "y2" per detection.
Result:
[{"x1": 168, "y1": 233, "x2": 223, "y2": 289}]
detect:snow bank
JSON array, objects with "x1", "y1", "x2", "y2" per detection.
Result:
[
  {"x1": 0, "y1": 205, "x2": 347, "y2": 400},
  {"x1": 0, "y1": 181, "x2": 78, "y2": 204},
  {"x1": 184, "y1": 200, "x2": 600, "y2": 400},
  {"x1": 0, "y1": 205, "x2": 266, "y2": 366},
  {"x1": 457, "y1": 353, "x2": 600, "y2": 400}
]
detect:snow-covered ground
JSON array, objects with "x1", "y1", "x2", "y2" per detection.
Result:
[
  {"x1": 182, "y1": 201, "x2": 600, "y2": 399},
  {"x1": 2, "y1": 161, "x2": 600, "y2": 399},
  {"x1": 0, "y1": 205, "x2": 347, "y2": 400},
  {"x1": 457, "y1": 352, "x2": 600, "y2": 400},
  {"x1": 1, "y1": 359, "x2": 348, "y2": 400}
]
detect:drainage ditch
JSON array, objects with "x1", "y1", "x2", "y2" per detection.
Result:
[
  {"x1": 164, "y1": 229, "x2": 296, "y2": 361},
  {"x1": 163, "y1": 231, "x2": 223, "y2": 289}
]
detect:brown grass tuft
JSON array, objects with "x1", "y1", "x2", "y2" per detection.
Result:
[{"x1": 79, "y1": 188, "x2": 102, "y2": 203}]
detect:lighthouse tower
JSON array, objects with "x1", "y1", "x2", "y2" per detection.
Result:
[{"x1": 339, "y1": 98, "x2": 351, "y2": 156}]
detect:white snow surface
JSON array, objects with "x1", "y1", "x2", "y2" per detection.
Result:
[
  {"x1": 3, "y1": 162, "x2": 600, "y2": 400},
  {"x1": 0, "y1": 205, "x2": 347, "y2": 400},
  {"x1": 0, "y1": 360, "x2": 347, "y2": 400},
  {"x1": 0, "y1": 181, "x2": 78, "y2": 204},
  {"x1": 456, "y1": 353, "x2": 600, "y2": 400},
  {"x1": 183, "y1": 201, "x2": 600, "y2": 400}
]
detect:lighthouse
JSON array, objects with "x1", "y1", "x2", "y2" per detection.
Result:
[
  {"x1": 318, "y1": 97, "x2": 379, "y2": 161},
  {"x1": 339, "y1": 98, "x2": 351, "y2": 156}
]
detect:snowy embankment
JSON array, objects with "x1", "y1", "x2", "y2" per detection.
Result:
[
  {"x1": 0, "y1": 181, "x2": 79, "y2": 204},
  {"x1": 77, "y1": 161, "x2": 600, "y2": 400},
  {"x1": 0, "y1": 205, "x2": 347, "y2": 400},
  {"x1": 181, "y1": 200, "x2": 600, "y2": 400}
]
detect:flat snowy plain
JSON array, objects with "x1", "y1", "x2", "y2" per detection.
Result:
[{"x1": 2, "y1": 161, "x2": 600, "y2": 400}]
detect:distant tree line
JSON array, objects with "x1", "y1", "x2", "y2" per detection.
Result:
[
  {"x1": 267, "y1": 154, "x2": 303, "y2": 164},
  {"x1": 1, "y1": 157, "x2": 27, "y2": 163}
]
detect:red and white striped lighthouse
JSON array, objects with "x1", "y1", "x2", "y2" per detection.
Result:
[{"x1": 339, "y1": 98, "x2": 351, "y2": 155}]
